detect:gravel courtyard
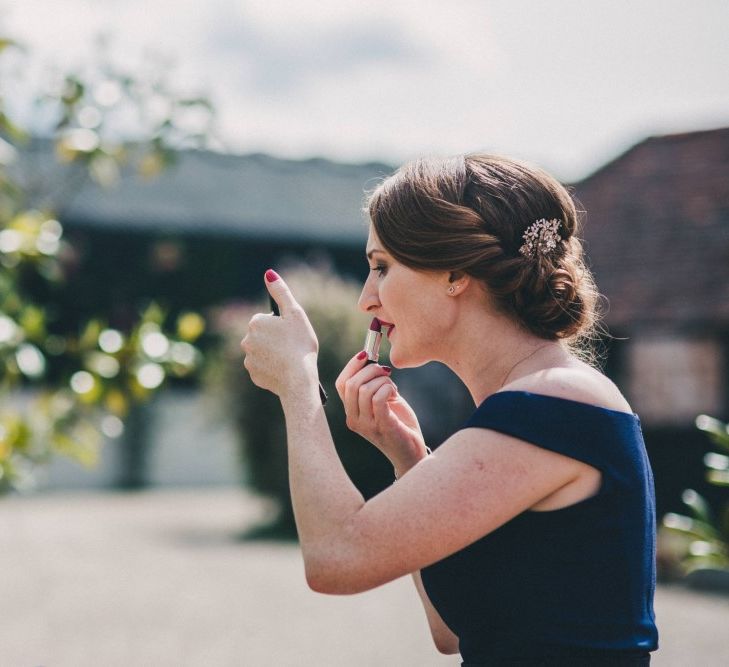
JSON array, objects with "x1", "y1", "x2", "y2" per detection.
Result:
[{"x1": 1, "y1": 488, "x2": 727, "y2": 666}]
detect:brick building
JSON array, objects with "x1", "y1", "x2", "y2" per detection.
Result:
[{"x1": 574, "y1": 127, "x2": 729, "y2": 512}]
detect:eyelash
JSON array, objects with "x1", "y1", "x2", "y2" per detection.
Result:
[{"x1": 371, "y1": 264, "x2": 387, "y2": 277}]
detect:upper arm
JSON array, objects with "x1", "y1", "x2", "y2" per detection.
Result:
[{"x1": 310, "y1": 426, "x2": 585, "y2": 594}]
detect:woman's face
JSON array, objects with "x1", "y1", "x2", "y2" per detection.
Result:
[{"x1": 358, "y1": 227, "x2": 453, "y2": 368}]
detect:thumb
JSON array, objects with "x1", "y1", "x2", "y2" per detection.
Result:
[{"x1": 264, "y1": 269, "x2": 299, "y2": 316}]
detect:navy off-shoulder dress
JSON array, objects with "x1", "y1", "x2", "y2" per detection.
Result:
[{"x1": 420, "y1": 391, "x2": 659, "y2": 666}]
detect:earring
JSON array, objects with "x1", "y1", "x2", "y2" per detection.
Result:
[{"x1": 448, "y1": 285, "x2": 458, "y2": 294}]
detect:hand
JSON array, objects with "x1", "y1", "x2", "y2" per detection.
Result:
[
  {"x1": 335, "y1": 352, "x2": 428, "y2": 473},
  {"x1": 241, "y1": 270, "x2": 320, "y2": 398}
]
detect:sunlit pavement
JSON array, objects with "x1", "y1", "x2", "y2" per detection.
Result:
[{"x1": 1, "y1": 489, "x2": 727, "y2": 666}]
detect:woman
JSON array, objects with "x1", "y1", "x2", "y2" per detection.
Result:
[{"x1": 241, "y1": 154, "x2": 659, "y2": 665}]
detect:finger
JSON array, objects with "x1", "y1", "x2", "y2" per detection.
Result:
[
  {"x1": 264, "y1": 269, "x2": 299, "y2": 317},
  {"x1": 335, "y1": 348, "x2": 392, "y2": 398},
  {"x1": 358, "y1": 375, "x2": 396, "y2": 422},
  {"x1": 335, "y1": 350, "x2": 370, "y2": 399},
  {"x1": 372, "y1": 383, "x2": 397, "y2": 421},
  {"x1": 342, "y1": 363, "x2": 391, "y2": 421}
]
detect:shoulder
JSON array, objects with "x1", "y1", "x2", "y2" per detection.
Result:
[{"x1": 500, "y1": 360, "x2": 634, "y2": 415}]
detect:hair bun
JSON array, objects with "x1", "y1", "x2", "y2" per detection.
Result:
[{"x1": 511, "y1": 238, "x2": 597, "y2": 340}]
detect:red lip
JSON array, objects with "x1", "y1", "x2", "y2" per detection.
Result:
[{"x1": 379, "y1": 321, "x2": 395, "y2": 337}]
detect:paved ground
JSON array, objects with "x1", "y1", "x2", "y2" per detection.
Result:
[{"x1": 1, "y1": 488, "x2": 728, "y2": 666}]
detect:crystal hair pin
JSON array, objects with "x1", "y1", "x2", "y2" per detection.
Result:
[{"x1": 518, "y1": 218, "x2": 562, "y2": 258}]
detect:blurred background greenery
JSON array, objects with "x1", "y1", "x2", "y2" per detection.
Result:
[
  {"x1": 0, "y1": 36, "x2": 212, "y2": 491},
  {"x1": 658, "y1": 415, "x2": 729, "y2": 588}
]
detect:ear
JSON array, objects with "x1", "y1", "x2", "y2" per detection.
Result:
[{"x1": 447, "y1": 271, "x2": 471, "y2": 292}]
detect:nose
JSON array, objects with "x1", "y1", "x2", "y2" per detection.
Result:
[{"x1": 358, "y1": 272, "x2": 380, "y2": 314}]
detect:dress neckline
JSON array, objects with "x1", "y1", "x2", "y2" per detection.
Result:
[{"x1": 484, "y1": 390, "x2": 640, "y2": 420}]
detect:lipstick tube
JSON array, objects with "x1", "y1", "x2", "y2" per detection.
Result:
[{"x1": 364, "y1": 317, "x2": 384, "y2": 365}]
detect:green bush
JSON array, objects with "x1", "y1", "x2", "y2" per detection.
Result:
[
  {"x1": 658, "y1": 414, "x2": 729, "y2": 580},
  {"x1": 213, "y1": 262, "x2": 395, "y2": 538}
]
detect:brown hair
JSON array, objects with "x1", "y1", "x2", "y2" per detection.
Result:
[{"x1": 367, "y1": 154, "x2": 603, "y2": 361}]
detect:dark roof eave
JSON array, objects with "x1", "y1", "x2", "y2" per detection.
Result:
[{"x1": 58, "y1": 213, "x2": 368, "y2": 245}]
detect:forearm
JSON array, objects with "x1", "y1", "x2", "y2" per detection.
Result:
[
  {"x1": 279, "y1": 374, "x2": 365, "y2": 580},
  {"x1": 412, "y1": 570, "x2": 459, "y2": 654}
]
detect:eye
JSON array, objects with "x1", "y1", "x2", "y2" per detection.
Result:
[{"x1": 370, "y1": 264, "x2": 387, "y2": 277}]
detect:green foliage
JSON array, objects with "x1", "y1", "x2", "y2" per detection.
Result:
[
  {"x1": 212, "y1": 262, "x2": 394, "y2": 538},
  {"x1": 658, "y1": 415, "x2": 729, "y2": 577},
  {"x1": 0, "y1": 35, "x2": 214, "y2": 493}
]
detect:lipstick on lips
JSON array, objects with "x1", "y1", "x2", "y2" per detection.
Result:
[{"x1": 364, "y1": 317, "x2": 392, "y2": 365}]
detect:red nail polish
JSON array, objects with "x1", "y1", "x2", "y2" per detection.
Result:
[
  {"x1": 265, "y1": 269, "x2": 279, "y2": 282},
  {"x1": 356, "y1": 350, "x2": 368, "y2": 360},
  {"x1": 381, "y1": 366, "x2": 392, "y2": 373}
]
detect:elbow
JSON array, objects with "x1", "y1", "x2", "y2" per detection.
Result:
[
  {"x1": 434, "y1": 638, "x2": 460, "y2": 655},
  {"x1": 305, "y1": 564, "x2": 369, "y2": 595},
  {"x1": 305, "y1": 562, "x2": 337, "y2": 594},
  {"x1": 303, "y1": 520, "x2": 382, "y2": 595},
  {"x1": 431, "y1": 627, "x2": 459, "y2": 654},
  {"x1": 303, "y1": 554, "x2": 373, "y2": 595}
]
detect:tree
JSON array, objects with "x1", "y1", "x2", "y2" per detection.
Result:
[{"x1": 0, "y1": 36, "x2": 214, "y2": 492}]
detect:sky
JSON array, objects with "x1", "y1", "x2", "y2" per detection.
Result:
[{"x1": 2, "y1": 0, "x2": 728, "y2": 181}]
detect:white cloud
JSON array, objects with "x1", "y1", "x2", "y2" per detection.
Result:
[{"x1": 2, "y1": 0, "x2": 728, "y2": 180}]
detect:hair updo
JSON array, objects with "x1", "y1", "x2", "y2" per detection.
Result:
[{"x1": 366, "y1": 154, "x2": 602, "y2": 357}]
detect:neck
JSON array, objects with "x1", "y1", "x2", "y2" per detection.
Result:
[{"x1": 435, "y1": 305, "x2": 567, "y2": 406}]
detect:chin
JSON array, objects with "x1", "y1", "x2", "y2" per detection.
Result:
[
  {"x1": 387, "y1": 347, "x2": 405, "y2": 369},
  {"x1": 388, "y1": 346, "x2": 429, "y2": 370}
]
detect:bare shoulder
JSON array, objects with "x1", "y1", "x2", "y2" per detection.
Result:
[{"x1": 502, "y1": 358, "x2": 634, "y2": 415}]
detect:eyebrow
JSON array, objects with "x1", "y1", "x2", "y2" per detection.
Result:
[{"x1": 366, "y1": 249, "x2": 385, "y2": 259}]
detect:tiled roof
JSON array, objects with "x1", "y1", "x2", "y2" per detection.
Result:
[
  {"x1": 574, "y1": 127, "x2": 729, "y2": 330},
  {"x1": 20, "y1": 139, "x2": 394, "y2": 244}
]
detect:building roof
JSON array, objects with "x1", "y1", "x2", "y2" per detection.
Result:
[
  {"x1": 20, "y1": 139, "x2": 394, "y2": 244},
  {"x1": 574, "y1": 127, "x2": 729, "y2": 331},
  {"x1": 18, "y1": 131, "x2": 729, "y2": 330}
]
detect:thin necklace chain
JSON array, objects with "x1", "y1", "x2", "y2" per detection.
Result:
[{"x1": 499, "y1": 343, "x2": 553, "y2": 389}]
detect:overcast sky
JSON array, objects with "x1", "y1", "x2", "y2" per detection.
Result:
[{"x1": 2, "y1": 0, "x2": 728, "y2": 181}]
